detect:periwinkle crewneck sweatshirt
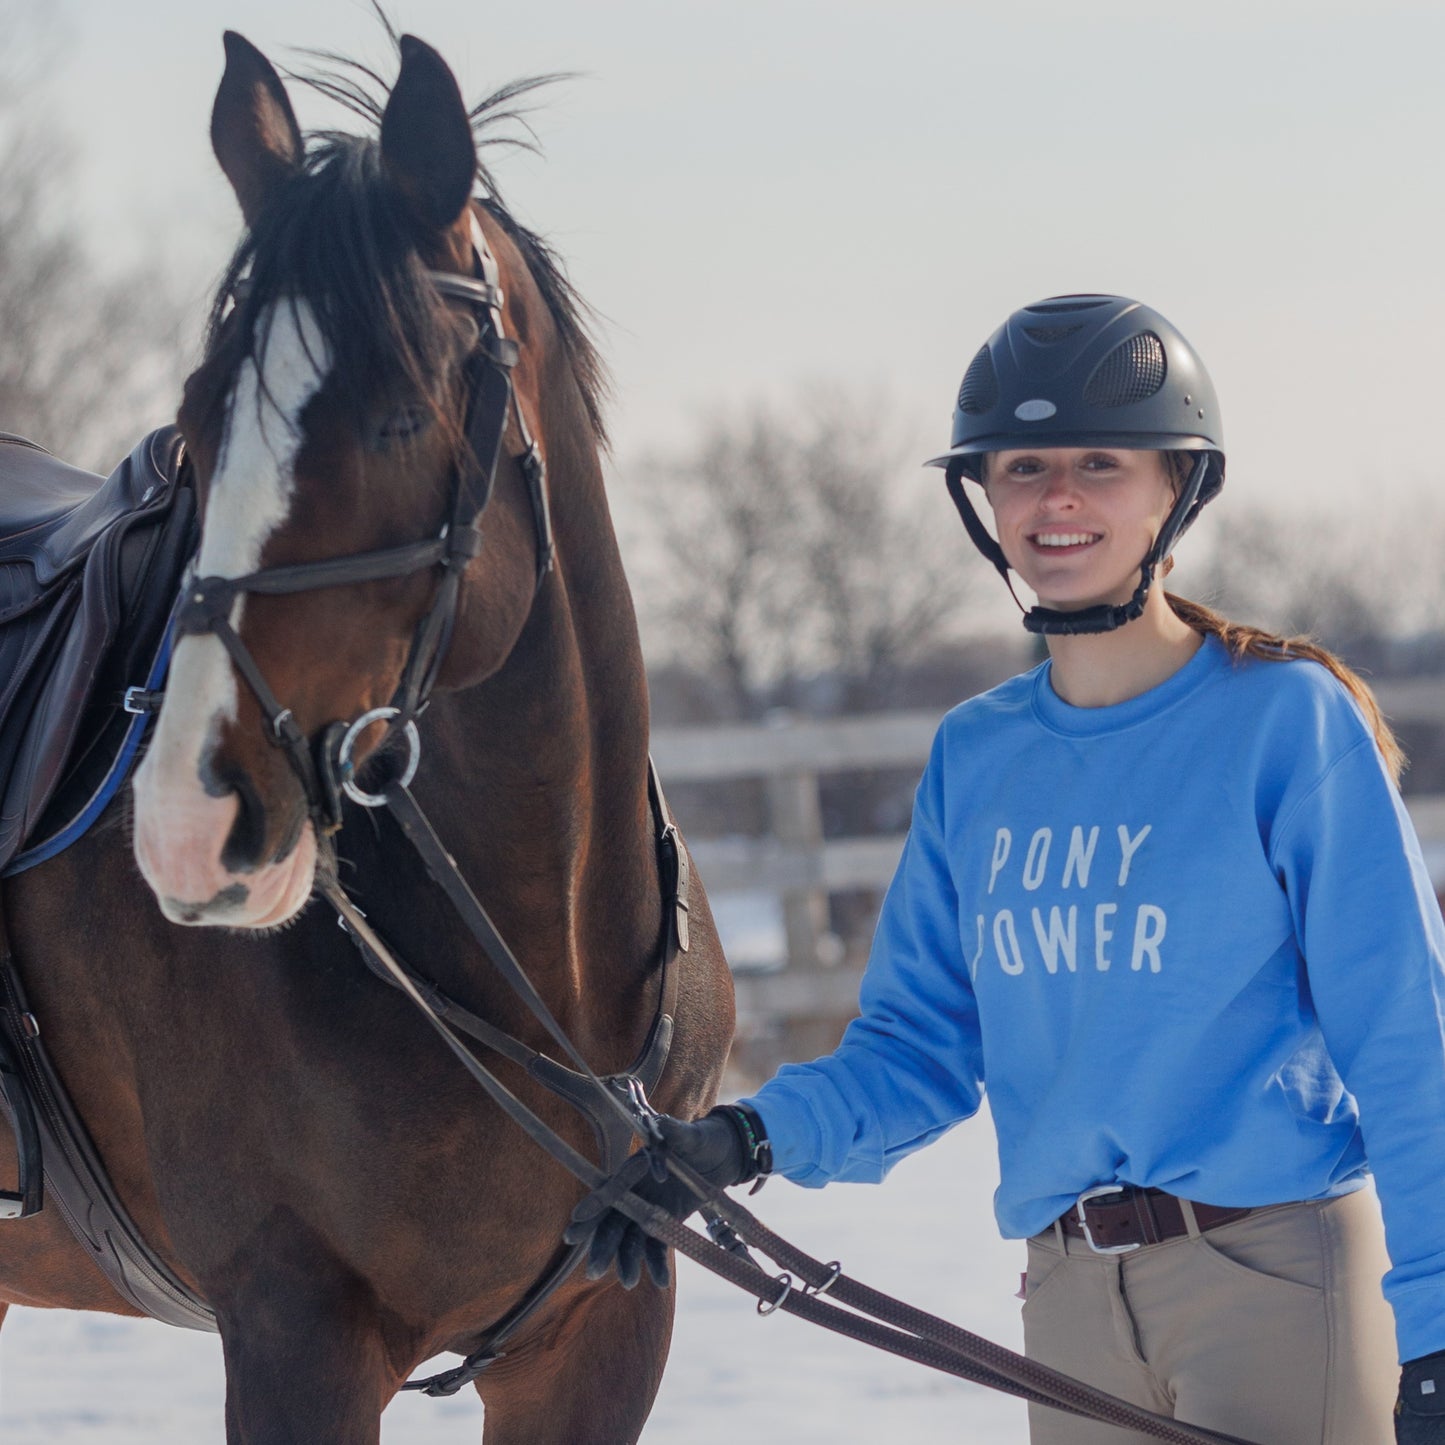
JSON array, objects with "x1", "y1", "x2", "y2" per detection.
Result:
[{"x1": 745, "y1": 637, "x2": 1445, "y2": 1361}]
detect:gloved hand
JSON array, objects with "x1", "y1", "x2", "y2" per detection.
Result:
[
  {"x1": 1398, "y1": 1350, "x2": 1445, "y2": 1443},
  {"x1": 564, "y1": 1103, "x2": 770, "y2": 1289}
]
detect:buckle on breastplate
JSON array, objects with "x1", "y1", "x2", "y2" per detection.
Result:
[{"x1": 1075, "y1": 1184, "x2": 1143, "y2": 1255}]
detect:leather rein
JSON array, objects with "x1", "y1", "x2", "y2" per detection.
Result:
[{"x1": 162, "y1": 217, "x2": 1259, "y2": 1440}]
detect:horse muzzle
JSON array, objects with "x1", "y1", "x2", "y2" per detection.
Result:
[{"x1": 132, "y1": 755, "x2": 320, "y2": 929}]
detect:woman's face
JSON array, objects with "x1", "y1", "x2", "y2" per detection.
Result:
[{"x1": 982, "y1": 447, "x2": 1177, "y2": 612}]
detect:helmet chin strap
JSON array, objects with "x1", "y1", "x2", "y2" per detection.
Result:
[{"x1": 946, "y1": 454, "x2": 1213, "y2": 638}]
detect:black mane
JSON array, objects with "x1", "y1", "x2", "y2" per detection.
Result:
[
  {"x1": 477, "y1": 196, "x2": 609, "y2": 448},
  {"x1": 203, "y1": 62, "x2": 608, "y2": 448}
]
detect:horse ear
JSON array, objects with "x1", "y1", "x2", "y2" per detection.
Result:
[
  {"x1": 381, "y1": 36, "x2": 477, "y2": 235},
  {"x1": 211, "y1": 31, "x2": 303, "y2": 227}
]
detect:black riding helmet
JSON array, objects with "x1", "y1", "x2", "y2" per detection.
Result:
[{"x1": 925, "y1": 295, "x2": 1225, "y2": 635}]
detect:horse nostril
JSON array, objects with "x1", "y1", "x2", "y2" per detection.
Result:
[{"x1": 219, "y1": 771, "x2": 268, "y2": 874}]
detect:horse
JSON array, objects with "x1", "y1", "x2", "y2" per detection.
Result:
[{"x1": 0, "y1": 29, "x2": 734, "y2": 1444}]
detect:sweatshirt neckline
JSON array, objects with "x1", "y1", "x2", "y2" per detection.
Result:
[{"x1": 1031, "y1": 633, "x2": 1227, "y2": 737}]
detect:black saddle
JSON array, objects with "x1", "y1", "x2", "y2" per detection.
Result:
[
  {"x1": 0, "y1": 428, "x2": 197, "y2": 875},
  {"x1": 0, "y1": 428, "x2": 210, "y2": 1318}
]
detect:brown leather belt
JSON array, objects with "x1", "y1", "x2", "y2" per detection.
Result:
[{"x1": 1057, "y1": 1186, "x2": 1254, "y2": 1254}]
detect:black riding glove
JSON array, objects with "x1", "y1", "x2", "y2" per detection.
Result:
[
  {"x1": 564, "y1": 1104, "x2": 770, "y2": 1290},
  {"x1": 1398, "y1": 1350, "x2": 1445, "y2": 1443}
]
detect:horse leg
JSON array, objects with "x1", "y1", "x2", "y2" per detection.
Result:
[
  {"x1": 210, "y1": 1213, "x2": 402, "y2": 1445},
  {"x1": 476, "y1": 1279, "x2": 675, "y2": 1445},
  {"x1": 218, "y1": 1290, "x2": 395, "y2": 1445}
]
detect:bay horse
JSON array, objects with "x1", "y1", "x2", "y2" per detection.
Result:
[{"x1": 0, "y1": 29, "x2": 733, "y2": 1444}]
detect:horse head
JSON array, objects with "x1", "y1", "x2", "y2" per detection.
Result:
[{"x1": 133, "y1": 33, "x2": 560, "y2": 929}]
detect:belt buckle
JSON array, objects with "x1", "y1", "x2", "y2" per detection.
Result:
[{"x1": 1075, "y1": 1184, "x2": 1142, "y2": 1255}]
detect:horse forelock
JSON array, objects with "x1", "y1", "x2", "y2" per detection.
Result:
[{"x1": 202, "y1": 135, "x2": 467, "y2": 445}]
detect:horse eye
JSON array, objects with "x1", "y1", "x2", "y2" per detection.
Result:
[{"x1": 376, "y1": 406, "x2": 429, "y2": 447}]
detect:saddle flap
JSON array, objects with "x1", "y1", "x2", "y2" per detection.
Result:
[{"x1": 0, "y1": 434, "x2": 170, "y2": 588}]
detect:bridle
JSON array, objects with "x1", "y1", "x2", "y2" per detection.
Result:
[{"x1": 173, "y1": 212, "x2": 554, "y2": 836}]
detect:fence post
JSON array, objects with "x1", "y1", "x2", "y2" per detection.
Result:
[{"x1": 763, "y1": 712, "x2": 829, "y2": 973}]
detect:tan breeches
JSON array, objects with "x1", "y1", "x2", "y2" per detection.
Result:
[{"x1": 1022, "y1": 1190, "x2": 1398, "y2": 1445}]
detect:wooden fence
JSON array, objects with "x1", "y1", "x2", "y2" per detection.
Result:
[{"x1": 652, "y1": 679, "x2": 1445, "y2": 1024}]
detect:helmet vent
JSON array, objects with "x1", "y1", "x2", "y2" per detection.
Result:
[
  {"x1": 1025, "y1": 299, "x2": 1111, "y2": 315},
  {"x1": 1083, "y1": 332, "x2": 1167, "y2": 408},
  {"x1": 1022, "y1": 324, "x2": 1084, "y2": 344},
  {"x1": 957, "y1": 345, "x2": 999, "y2": 415}
]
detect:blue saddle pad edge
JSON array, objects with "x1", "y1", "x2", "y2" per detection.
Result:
[{"x1": 2, "y1": 606, "x2": 178, "y2": 879}]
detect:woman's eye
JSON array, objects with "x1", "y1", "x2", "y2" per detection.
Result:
[{"x1": 376, "y1": 406, "x2": 429, "y2": 446}]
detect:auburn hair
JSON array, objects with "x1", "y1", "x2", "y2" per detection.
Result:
[
  {"x1": 1159, "y1": 452, "x2": 1405, "y2": 783},
  {"x1": 1162, "y1": 593, "x2": 1404, "y2": 784}
]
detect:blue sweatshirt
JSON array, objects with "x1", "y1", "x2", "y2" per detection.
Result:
[{"x1": 744, "y1": 636, "x2": 1445, "y2": 1362}]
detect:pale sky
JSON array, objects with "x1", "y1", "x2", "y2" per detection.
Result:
[{"x1": 39, "y1": 0, "x2": 1445, "y2": 594}]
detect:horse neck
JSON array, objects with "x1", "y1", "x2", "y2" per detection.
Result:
[{"x1": 428, "y1": 418, "x2": 661, "y2": 1055}]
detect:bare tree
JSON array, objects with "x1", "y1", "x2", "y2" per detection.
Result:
[
  {"x1": 623, "y1": 387, "x2": 981, "y2": 720},
  {"x1": 0, "y1": 6, "x2": 190, "y2": 470},
  {"x1": 630, "y1": 408, "x2": 800, "y2": 718}
]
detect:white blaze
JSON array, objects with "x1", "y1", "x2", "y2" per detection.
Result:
[{"x1": 133, "y1": 301, "x2": 331, "y2": 924}]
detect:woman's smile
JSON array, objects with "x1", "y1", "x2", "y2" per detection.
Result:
[{"x1": 1028, "y1": 529, "x2": 1103, "y2": 553}]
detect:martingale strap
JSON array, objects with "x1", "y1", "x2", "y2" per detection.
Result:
[{"x1": 325, "y1": 758, "x2": 688, "y2": 1396}]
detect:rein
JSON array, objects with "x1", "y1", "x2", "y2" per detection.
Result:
[{"x1": 176, "y1": 213, "x2": 1259, "y2": 1440}]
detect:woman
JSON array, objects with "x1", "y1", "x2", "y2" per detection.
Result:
[{"x1": 574, "y1": 296, "x2": 1445, "y2": 1444}]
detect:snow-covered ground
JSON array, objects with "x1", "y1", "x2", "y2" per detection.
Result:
[{"x1": 0, "y1": 1107, "x2": 1028, "y2": 1442}]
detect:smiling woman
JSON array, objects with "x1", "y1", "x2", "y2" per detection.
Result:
[{"x1": 569, "y1": 294, "x2": 1445, "y2": 1445}]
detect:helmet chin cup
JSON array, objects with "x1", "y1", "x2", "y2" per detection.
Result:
[{"x1": 1022, "y1": 572, "x2": 1153, "y2": 636}]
